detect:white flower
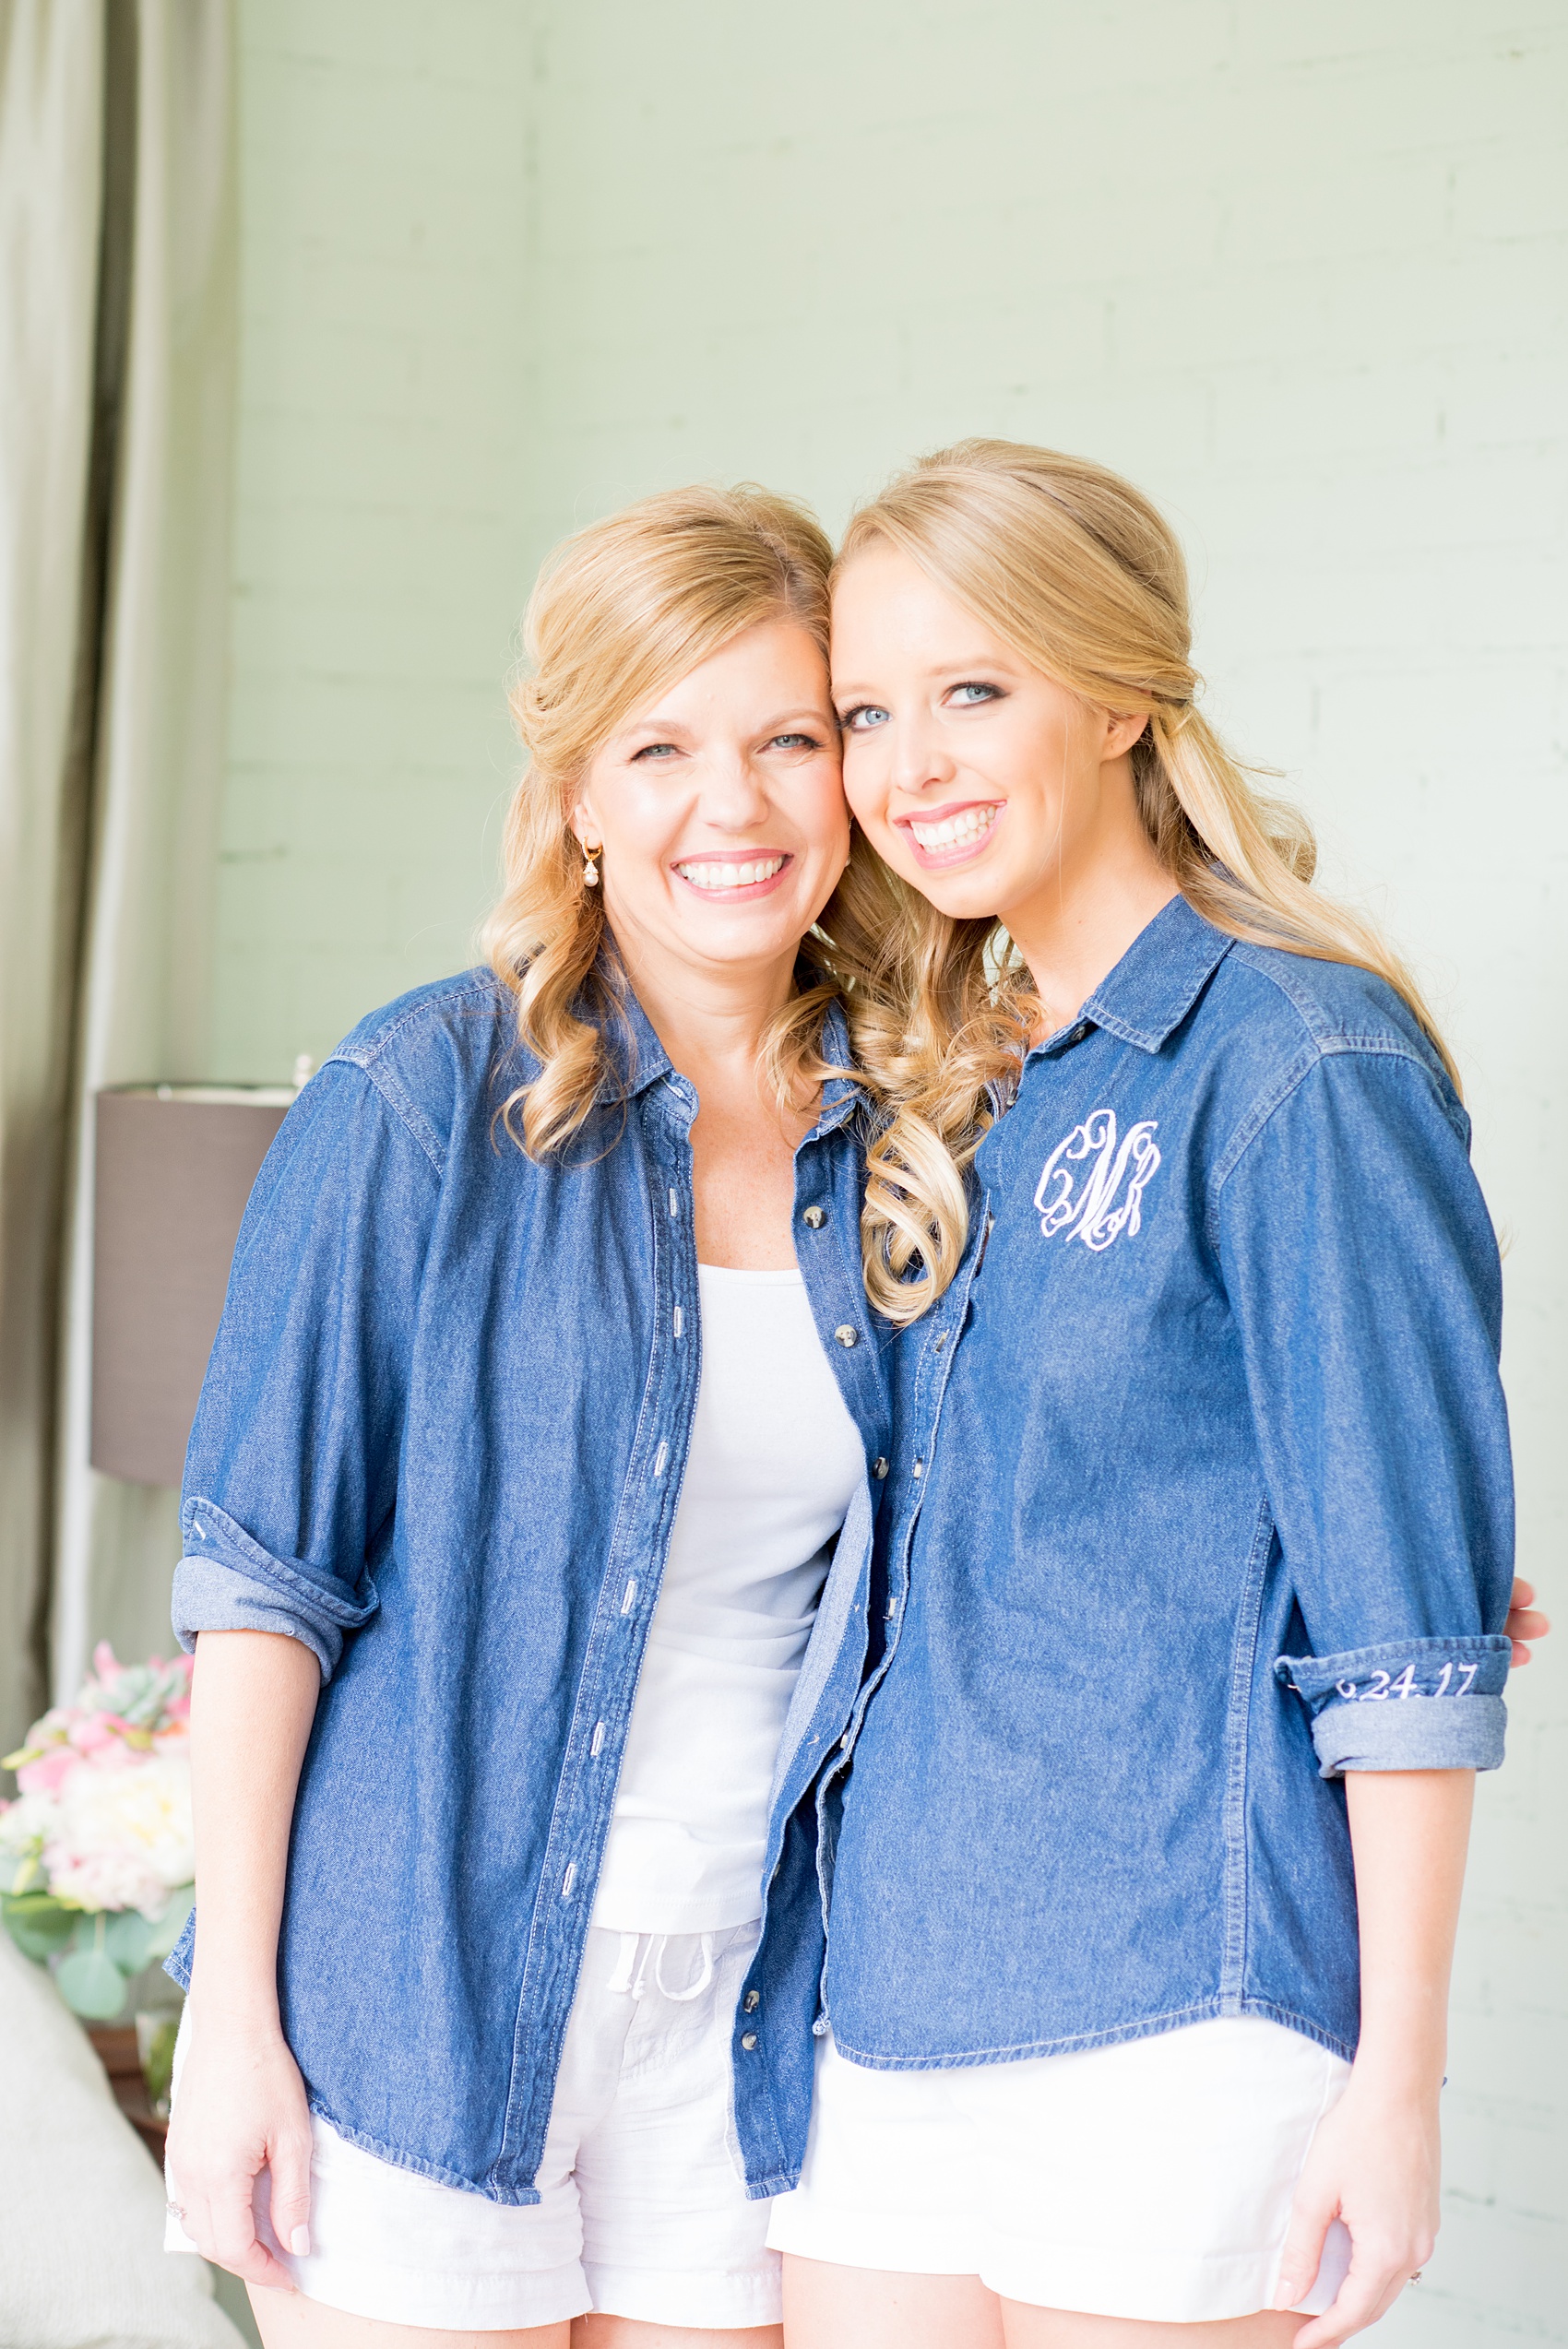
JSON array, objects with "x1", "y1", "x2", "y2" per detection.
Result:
[
  {"x1": 0, "y1": 1790, "x2": 58, "y2": 1857},
  {"x1": 42, "y1": 1754, "x2": 195, "y2": 1917},
  {"x1": 0, "y1": 1791, "x2": 58, "y2": 1892}
]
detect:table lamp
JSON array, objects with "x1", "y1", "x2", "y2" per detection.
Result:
[{"x1": 89, "y1": 1072, "x2": 307, "y2": 1488}]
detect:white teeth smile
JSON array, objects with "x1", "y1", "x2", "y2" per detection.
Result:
[
  {"x1": 675, "y1": 856, "x2": 787, "y2": 891},
  {"x1": 908, "y1": 804, "x2": 1001, "y2": 852}
]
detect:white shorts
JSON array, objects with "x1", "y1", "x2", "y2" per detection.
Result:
[
  {"x1": 166, "y1": 1922, "x2": 778, "y2": 2331},
  {"x1": 766, "y1": 2015, "x2": 1353, "y2": 2324}
]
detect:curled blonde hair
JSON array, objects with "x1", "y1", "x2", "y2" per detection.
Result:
[
  {"x1": 833, "y1": 440, "x2": 1456, "y2": 1323},
  {"x1": 484, "y1": 483, "x2": 859, "y2": 1158}
]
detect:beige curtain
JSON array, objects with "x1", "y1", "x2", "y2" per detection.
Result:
[
  {"x1": 0, "y1": 2, "x2": 107, "y2": 1756},
  {"x1": 0, "y1": 1, "x2": 237, "y2": 1744},
  {"x1": 53, "y1": 0, "x2": 239, "y2": 1704}
]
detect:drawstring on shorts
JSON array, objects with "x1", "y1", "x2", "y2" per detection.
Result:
[{"x1": 604, "y1": 1930, "x2": 717, "y2": 2003}]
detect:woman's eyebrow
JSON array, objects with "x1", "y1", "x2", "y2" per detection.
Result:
[
  {"x1": 932, "y1": 655, "x2": 1023, "y2": 677},
  {"x1": 612, "y1": 716, "x2": 695, "y2": 751},
  {"x1": 754, "y1": 705, "x2": 835, "y2": 730},
  {"x1": 831, "y1": 657, "x2": 1018, "y2": 696}
]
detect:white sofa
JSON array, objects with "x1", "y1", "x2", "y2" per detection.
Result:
[{"x1": 0, "y1": 1931, "x2": 243, "y2": 2348}]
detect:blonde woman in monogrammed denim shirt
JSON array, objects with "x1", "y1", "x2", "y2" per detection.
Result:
[{"x1": 767, "y1": 442, "x2": 1538, "y2": 2349}]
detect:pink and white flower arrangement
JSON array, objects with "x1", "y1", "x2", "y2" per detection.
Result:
[{"x1": 0, "y1": 1645, "x2": 195, "y2": 2017}]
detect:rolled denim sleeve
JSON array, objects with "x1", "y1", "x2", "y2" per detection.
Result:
[
  {"x1": 174, "y1": 1061, "x2": 439, "y2": 1684},
  {"x1": 1217, "y1": 1044, "x2": 1514, "y2": 1777},
  {"x1": 172, "y1": 1545, "x2": 359, "y2": 1680}
]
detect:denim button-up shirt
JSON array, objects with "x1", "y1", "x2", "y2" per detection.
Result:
[
  {"x1": 166, "y1": 970, "x2": 891, "y2": 2203},
  {"x1": 812, "y1": 896, "x2": 1513, "y2": 2074}
]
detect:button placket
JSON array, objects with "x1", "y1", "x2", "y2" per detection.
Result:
[
  {"x1": 492, "y1": 1103, "x2": 714, "y2": 2191},
  {"x1": 842, "y1": 1228, "x2": 980, "y2": 1793},
  {"x1": 563, "y1": 1144, "x2": 694, "y2": 1954}
]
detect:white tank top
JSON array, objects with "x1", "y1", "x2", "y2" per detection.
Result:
[{"x1": 589, "y1": 1264, "x2": 865, "y2": 1935}]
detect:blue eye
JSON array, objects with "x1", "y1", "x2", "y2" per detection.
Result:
[
  {"x1": 770, "y1": 731, "x2": 817, "y2": 750},
  {"x1": 949, "y1": 682, "x2": 1000, "y2": 706},
  {"x1": 633, "y1": 742, "x2": 679, "y2": 761},
  {"x1": 839, "y1": 705, "x2": 890, "y2": 732}
]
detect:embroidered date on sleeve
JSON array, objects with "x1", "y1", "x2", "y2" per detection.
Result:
[
  {"x1": 1277, "y1": 1640, "x2": 1509, "y2": 1713},
  {"x1": 1332, "y1": 1661, "x2": 1480, "y2": 1702}
]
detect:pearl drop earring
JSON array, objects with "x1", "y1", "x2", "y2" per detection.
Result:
[{"x1": 583, "y1": 841, "x2": 601, "y2": 888}]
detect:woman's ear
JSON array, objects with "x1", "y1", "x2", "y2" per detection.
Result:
[
  {"x1": 1103, "y1": 709, "x2": 1149, "y2": 761},
  {"x1": 567, "y1": 792, "x2": 596, "y2": 847}
]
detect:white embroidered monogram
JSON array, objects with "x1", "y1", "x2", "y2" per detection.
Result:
[{"x1": 1034, "y1": 1109, "x2": 1161, "y2": 1252}]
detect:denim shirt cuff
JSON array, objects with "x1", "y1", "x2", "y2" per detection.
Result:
[
  {"x1": 1309, "y1": 1692, "x2": 1507, "y2": 1776},
  {"x1": 172, "y1": 1555, "x2": 339, "y2": 1680},
  {"x1": 163, "y1": 1904, "x2": 196, "y2": 1994},
  {"x1": 1276, "y1": 1633, "x2": 1511, "y2": 1779},
  {"x1": 178, "y1": 1496, "x2": 379, "y2": 1679}
]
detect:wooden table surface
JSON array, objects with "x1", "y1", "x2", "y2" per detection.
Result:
[{"x1": 87, "y1": 2024, "x2": 169, "y2": 2160}]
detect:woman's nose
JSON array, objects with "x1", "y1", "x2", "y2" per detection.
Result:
[
  {"x1": 701, "y1": 749, "x2": 774, "y2": 827},
  {"x1": 888, "y1": 713, "x2": 953, "y2": 800}
]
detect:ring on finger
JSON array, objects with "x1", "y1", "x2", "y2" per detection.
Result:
[{"x1": 165, "y1": 2199, "x2": 185, "y2": 2222}]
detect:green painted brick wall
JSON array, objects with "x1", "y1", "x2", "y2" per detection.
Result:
[
  {"x1": 218, "y1": 6, "x2": 1566, "y2": 2339},
  {"x1": 213, "y1": 3, "x2": 537, "y2": 1078}
]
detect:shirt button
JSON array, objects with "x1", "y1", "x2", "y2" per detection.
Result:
[
  {"x1": 741, "y1": 2032, "x2": 758, "y2": 2051},
  {"x1": 872, "y1": 1456, "x2": 888, "y2": 1478},
  {"x1": 802, "y1": 1204, "x2": 826, "y2": 1228},
  {"x1": 743, "y1": 1989, "x2": 760, "y2": 2012},
  {"x1": 834, "y1": 1324, "x2": 859, "y2": 1348}
]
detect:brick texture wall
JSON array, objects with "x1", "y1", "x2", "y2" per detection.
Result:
[{"x1": 221, "y1": 5, "x2": 1566, "y2": 2335}]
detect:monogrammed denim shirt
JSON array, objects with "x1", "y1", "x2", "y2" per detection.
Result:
[
  {"x1": 810, "y1": 896, "x2": 1513, "y2": 2073},
  {"x1": 165, "y1": 969, "x2": 892, "y2": 2204}
]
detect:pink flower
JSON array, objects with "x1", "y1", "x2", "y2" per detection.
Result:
[
  {"x1": 15, "y1": 1749, "x2": 80, "y2": 1797},
  {"x1": 69, "y1": 1714, "x2": 118, "y2": 1757}
]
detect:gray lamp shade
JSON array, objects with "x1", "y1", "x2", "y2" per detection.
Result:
[{"x1": 90, "y1": 1085, "x2": 295, "y2": 1488}]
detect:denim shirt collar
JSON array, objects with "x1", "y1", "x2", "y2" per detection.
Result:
[
  {"x1": 589, "y1": 959, "x2": 673, "y2": 1103},
  {"x1": 810, "y1": 999, "x2": 865, "y2": 1137},
  {"x1": 1039, "y1": 891, "x2": 1233, "y2": 1058},
  {"x1": 594, "y1": 952, "x2": 864, "y2": 1140}
]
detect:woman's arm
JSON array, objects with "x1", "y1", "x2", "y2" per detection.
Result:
[
  {"x1": 164, "y1": 1630, "x2": 321, "y2": 2291},
  {"x1": 1277, "y1": 1768, "x2": 1476, "y2": 2345}
]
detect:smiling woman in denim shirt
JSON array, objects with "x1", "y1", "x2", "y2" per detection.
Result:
[
  {"x1": 769, "y1": 443, "x2": 1543, "y2": 2349},
  {"x1": 158, "y1": 484, "x2": 928, "y2": 2349}
]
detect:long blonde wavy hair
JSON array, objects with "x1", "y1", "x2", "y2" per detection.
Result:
[
  {"x1": 484, "y1": 482, "x2": 885, "y2": 1159},
  {"x1": 833, "y1": 440, "x2": 1456, "y2": 1324}
]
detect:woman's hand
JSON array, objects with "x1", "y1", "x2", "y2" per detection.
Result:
[
  {"x1": 1275, "y1": 2075, "x2": 1439, "y2": 2344},
  {"x1": 165, "y1": 2006, "x2": 313, "y2": 2291},
  {"x1": 1506, "y1": 1576, "x2": 1550, "y2": 1667}
]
